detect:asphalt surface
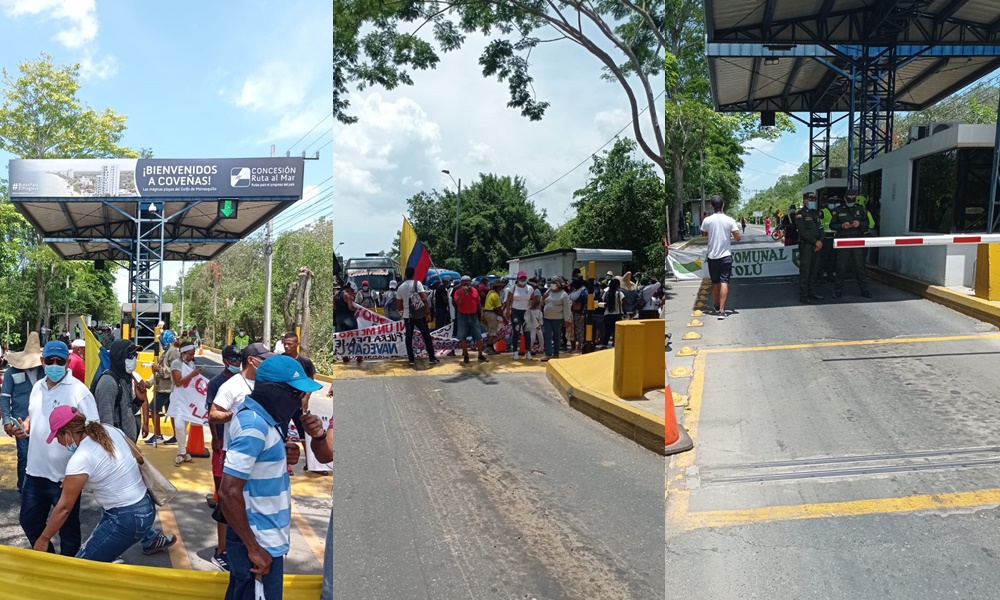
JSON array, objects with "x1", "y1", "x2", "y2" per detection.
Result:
[
  {"x1": 333, "y1": 369, "x2": 664, "y2": 600},
  {"x1": 666, "y1": 225, "x2": 1000, "y2": 599}
]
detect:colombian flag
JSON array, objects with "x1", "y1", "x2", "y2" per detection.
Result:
[
  {"x1": 400, "y1": 217, "x2": 432, "y2": 282},
  {"x1": 82, "y1": 325, "x2": 102, "y2": 388}
]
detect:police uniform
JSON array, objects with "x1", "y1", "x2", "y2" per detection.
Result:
[
  {"x1": 794, "y1": 205, "x2": 823, "y2": 302},
  {"x1": 830, "y1": 201, "x2": 871, "y2": 297},
  {"x1": 817, "y1": 203, "x2": 836, "y2": 283}
]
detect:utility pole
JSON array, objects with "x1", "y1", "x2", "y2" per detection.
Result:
[
  {"x1": 180, "y1": 260, "x2": 186, "y2": 329},
  {"x1": 64, "y1": 274, "x2": 70, "y2": 338},
  {"x1": 263, "y1": 144, "x2": 275, "y2": 346},
  {"x1": 455, "y1": 178, "x2": 461, "y2": 250}
]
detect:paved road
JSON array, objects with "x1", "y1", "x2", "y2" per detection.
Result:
[
  {"x1": 333, "y1": 365, "x2": 664, "y2": 599},
  {"x1": 665, "y1": 228, "x2": 1000, "y2": 599}
]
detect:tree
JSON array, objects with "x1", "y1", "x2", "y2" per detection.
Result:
[
  {"x1": 662, "y1": 0, "x2": 793, "y2": 245},
  {"x1": 567, "y1": 138, "x2": 662, "y2": 274},
  {"x1": 403, "y1": 173, "x2": 553, "y2": 275},
  {"x1": 0, "y1": 53, "x2": 143, "y2": 331},
  {"x1": 334, "y1": 1, "x2": 666, "y2": 174}
]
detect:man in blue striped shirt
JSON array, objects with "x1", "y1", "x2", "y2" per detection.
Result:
[{"x1": 219, "y1": 355, "x2": 323, "y2": 600}]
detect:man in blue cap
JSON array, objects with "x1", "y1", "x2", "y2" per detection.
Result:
[{"x1": 218, "y1": 355, "x2": 324, "y2": 600}]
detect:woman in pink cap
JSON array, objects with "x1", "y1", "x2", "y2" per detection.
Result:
[{"x1": 33, "y1": 405, "x2": 177, "y2": 562}]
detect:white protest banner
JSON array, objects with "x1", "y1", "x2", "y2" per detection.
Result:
[
  {"x1": 166, "y1": 364, "x2": 209, "y2": 425},
  {"x1": 669, "y1": 246, "x2": 801, "y2": 279},
  {"x1": 304, "y1": 414, "x2": 333, "y2": 473},
  {"x1": 335, "y1": 305, "x2": 517, "y2": 360}
]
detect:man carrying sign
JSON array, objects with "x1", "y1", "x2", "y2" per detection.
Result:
[{"x1": 167, "y1": 344, "x2": 206, "y2": 467}]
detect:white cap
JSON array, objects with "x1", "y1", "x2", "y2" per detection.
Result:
[
  {"x1": 71, "y1": 339, "x2": 86, "y2": 348},
  {"x1": 389, "y1": 280, "x2": 398, "y2": 289}
]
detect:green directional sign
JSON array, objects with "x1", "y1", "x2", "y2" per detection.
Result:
[{"x1": 218, "y1": 198, "x2": 238, "y2": 219}]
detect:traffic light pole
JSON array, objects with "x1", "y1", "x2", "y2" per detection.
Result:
[{"x1": 263, "y1": 144, "x2": 275, "y2": 346}]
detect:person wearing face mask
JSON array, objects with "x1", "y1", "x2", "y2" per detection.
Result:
[
  {"x1": 817, "y1": 196, "x2": 839, "y2": 284},
  {"x1": 540, "y1": 277, "x2": 574, "y2": 361},
  {"x1": 219, "y1": 355, "x2": 324, "y2": 600},
  {"x1": 32, "y1": 406, "x2": 177, "y2": 562},
  {"x1": 794, "y1": 192, "x2": 824, "y2": 304},
  {"x1": 234, "y1": 328, "x2": 250, "y2": 351},
  {"x1": 93, "y1": 340, "x2": 144, "y2": 443},
  {"x1": 13, "y1": 341, "x2": 100, "y2": 557},
  {"x1": 831, "y1": 188, "x2": 872, "y2": 299},
  {"x1": 453, "y1": 275, "x2": 488, "y2": 363},
  {"x1": 356, "y1": 280, "x2": 378, "y2": 310},
  {"x1": 503, "y1": 270, "x2": 534, "y2": 360},
  {"x1": 167, "y1": 343, "x2": 206, "y2": 466},
  {"x1": 2, "y1": 332, "x2": 45, "y2": 494}
]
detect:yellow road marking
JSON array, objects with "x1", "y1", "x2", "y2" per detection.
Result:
[
  {"x1": 680, "y1": 488, "x2": 1000, "y2": 531},
  {"x1": 667, "y1": 332, "x2": 1000, "y2": 530},
  {"x1": 156, "y1": 504, "x2": 192, "y2": 570},
  {"x1": 702, "y1": 332, "x2": 1000, "y2": 355},
  {"x1": 290, "y1": 503, "x2": 327, "y2": 564},
  {"x1": 333, "y1": 353, "x2": 547, "y2": 380}
]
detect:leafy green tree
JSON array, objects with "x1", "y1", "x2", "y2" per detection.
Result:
[
  {"x1": 403, "y1": 174, "x2": 553, "y2": 275},
  {"x1": 568, "y1": 138, "x2": 662, "y2": 274},
  {"x1": 334, "y1": 1, "x2": 666, "y2": 174},
  {"x1": 0, "y1": 53, "x2": 142, "y2": 331}
]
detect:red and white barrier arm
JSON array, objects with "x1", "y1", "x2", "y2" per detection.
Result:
[{"x1": 833, "y1": 234, "x2": 1000, "y2": 249}]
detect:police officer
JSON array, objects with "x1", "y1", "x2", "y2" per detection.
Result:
[
  {"x1": 817, "y1": 195, "x2": 839, "y2": 284},
  {"x1": 794, "y1": 192, "x2": 824, "y2": 303},
  {"x1": 831, "y1": 188, "x2": 872, "y2": 298}
]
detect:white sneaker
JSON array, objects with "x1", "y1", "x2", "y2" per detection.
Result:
[
  {"x1": 513, "y1": 352, "x2": 520, "y2": 360},
  {"x1": 525, "y1": 352, "x2": 533, "y2": 360},
  {"x1": 174, "y1": 453, "x2": 193, "y2": 467}
]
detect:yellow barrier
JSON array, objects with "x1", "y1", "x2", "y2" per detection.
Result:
[
  {"x1": 2, "y1": 544, "x2": 323, "y2": 599},
  {"x1": 975, "y1": 243, "x2": 1000, "y2": 301},
  {"x1": 638, "y1": 319, "x2": 666, "y2": 389},
  {"x1": 137, "y1": 350, "x2": 156, "y2": 383},
  {"x1": 613, "y1": 321, "x2": 646, "y2": 398}
]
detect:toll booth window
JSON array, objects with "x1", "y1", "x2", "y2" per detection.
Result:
[{"x1": 910, "y1": 149, "x2": 957, "y2": 234}]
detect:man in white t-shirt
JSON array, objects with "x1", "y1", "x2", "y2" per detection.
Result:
[
  {"x1": 395, "y1": 267, "x2": 439, "y2": 366},
  {"x1": 15, "y1": 341, "x2": 100, "y2": 556},
  {"x1": 700, "y1": 195, "x2": 741, "y2": 320},
  {"x1": 210, "y1": 342, "x2": 273, "y2": 451}
]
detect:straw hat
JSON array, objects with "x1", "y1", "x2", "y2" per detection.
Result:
[{"x1": 6, "y1": 332, "x2": 43, "y2": 370}]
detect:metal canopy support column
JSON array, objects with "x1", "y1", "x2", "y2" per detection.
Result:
[
  {"x1": 129, "y1": 200, "x2": 165, "y2": 350},
  {"x1": 809, "y1": 112, "x2": 831, "y2": 184},
  {"x1": 988, "y1": 91, "x2": 1000, "y2": 234}
]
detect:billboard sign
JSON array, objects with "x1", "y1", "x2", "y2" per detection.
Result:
[{"x1": 8, "y1": 157, "x2": 305, "y2": 199}]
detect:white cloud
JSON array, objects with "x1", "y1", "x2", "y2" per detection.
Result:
[
  {"x1": 743, "y1": 137, "x2": 778, "y2": 152},
  {"x1": 2, "y1": 0, "x2": 98, "y2": 48},
  {"x1": 79, "y1": 50, "x2": 116, "y2": 80},
  {"x1": 594, "y1": 108, "x2": 629, "y2": 138},
  {"x1": 236, "y1": 60, "x2": 314, "y2": 112},
  {"x1": 2, "y1": 0, "x2": 117, "y2": 81}
]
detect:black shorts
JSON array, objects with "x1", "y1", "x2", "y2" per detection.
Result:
[
  {"x1": 152, "y1": 392, "x2": 170, "y2": 413},
  {"x1": 707, "y1": 256, "x2": 733, "y2": 284}
]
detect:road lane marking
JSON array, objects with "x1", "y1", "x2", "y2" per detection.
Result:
[
  {"x1": 156, "y1": 503, "x2": 191, "y2": 570},
  {"x1": 290, "y1": 503, "x2": 327, "y2": 564},
  {"x1": 679, "y1": 488, "x2": 1000, "y2": 531},
  {"x1": 665, "y1": 332, "x2": 1000, "y2": 531},
  {"x1": 702, "y1": 332, "x2": 1000, "y2": 354}
]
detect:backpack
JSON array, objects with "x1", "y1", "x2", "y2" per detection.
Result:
[
  {"x1": 90, "y1": 370, "x2": 143, "y2": 422},
  {"x1": 407, "y1": 283, "x2": 427, "y2": 320}
]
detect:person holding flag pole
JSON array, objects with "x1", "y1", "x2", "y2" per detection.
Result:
[{"x1": 398, "y1": 217, "x2": 440, "y2": 366}]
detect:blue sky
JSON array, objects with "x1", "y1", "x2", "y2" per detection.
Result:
[
  {"x1": 0, "y1": 0, "x2": 333, "y2": 302},
  {"x1": 334, "y1": 14, "x2": 665, "y2": 262}
]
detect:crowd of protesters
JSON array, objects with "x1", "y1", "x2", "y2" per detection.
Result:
[
  {"x1": 334, "y1": 267, "x2": 665, "y2": 366},
  {"x1": 1, "y1": 318, "x2": 333, "y2": 599}
]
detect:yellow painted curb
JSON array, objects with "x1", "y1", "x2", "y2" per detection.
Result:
[
  {"x1": 869, "y1": 267, "x2": 1000, "y2": 329},
  {"x1": 682, "y1": 332, "x2": 702, "y2": 340},
  {"x1": 546, "y1": 353, "x2": 664, "y2": 456}
]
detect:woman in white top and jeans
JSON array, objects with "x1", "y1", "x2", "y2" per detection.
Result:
[
  {"x1": 33, "y1": 405, "x2": 176, "y2": 562},
  {"x1": 503, "y1": 270, "x2": 535, "y2": 360},
  {"x1": 540, "y1": 277, "x2": 573, "y2": 361}
]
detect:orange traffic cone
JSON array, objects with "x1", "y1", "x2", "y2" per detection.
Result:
[
  {"x1": 186, "y1": 424, "x2": 210, "y2": 458},
  {"x1": 519, "y1": 335, "x2": 526, "y2": 355},
  {"x1": 495, "y1": 338, "x2": 507, "y2": 352},
  {"x1": 198, "y1": 347, "x2": 204, "y2": 356},
  {"x1": 664, "y1": 362, "x2": 693, "y2": 456}
]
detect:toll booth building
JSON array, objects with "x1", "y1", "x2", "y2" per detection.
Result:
[{"x1": 861, "y1": 123, "x2": 996, "y2": 288}]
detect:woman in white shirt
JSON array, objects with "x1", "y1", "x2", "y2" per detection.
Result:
[
  {"x1": 33, "y1": 405, "x2": 176, "y2": 562},
  {"x1": 503, "y1": 270, "x2": 535, "y2": 360}
]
